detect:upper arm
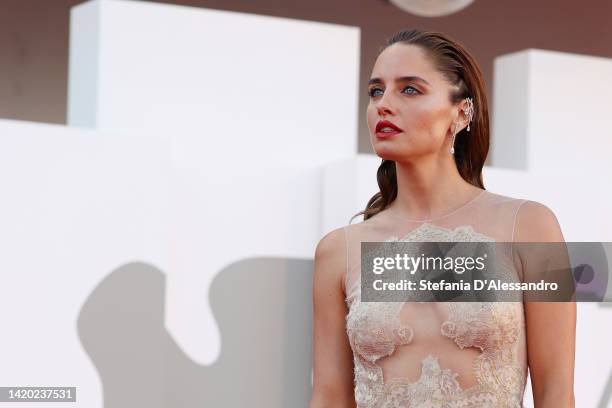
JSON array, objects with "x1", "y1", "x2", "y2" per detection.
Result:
[
  {"x1": 310, "y1": 227, "x2": 355, "y2": 407},
  {"x1": 516, "y1": 201, "x2": 576, "y2": 405}
]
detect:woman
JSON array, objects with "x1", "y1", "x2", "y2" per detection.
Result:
[{"x1": 310, "y1": 28, "x2": 576, "y2": 407}]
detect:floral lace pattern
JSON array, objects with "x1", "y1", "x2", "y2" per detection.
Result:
[{"x1": 345, "y1": 223, "x2": 527, "y2": 407}]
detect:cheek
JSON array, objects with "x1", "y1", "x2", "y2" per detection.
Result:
[
  {"x1": 409, "y1": 102, "x2": 436, "y2": 126},
  {"x1": 366, "y1": 105, "x2": 377, "y2": 129},
  {"x1": 409, "y1": 104, "x2": 450, "y2": 138}
]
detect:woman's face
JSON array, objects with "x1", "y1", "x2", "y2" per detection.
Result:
[{"x1": 367, "y1": 43, "x2": 459, "y2": 161}]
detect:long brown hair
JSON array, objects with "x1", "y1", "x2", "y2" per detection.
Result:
[{"x1": 351, "y1": 28, "x2": 489, "y2": 223}]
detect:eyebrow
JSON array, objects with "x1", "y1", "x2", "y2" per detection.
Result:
[{"x1": 368, "y1": 76, "x2": 431, "y2": 87}]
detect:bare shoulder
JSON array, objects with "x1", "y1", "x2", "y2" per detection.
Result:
[
  {"x1": 314, "y1": 227, "x2": 348, "y2": 288},
  {"x1": 516, "y1": 200, "x2": 565, "y2": 242},
  {"x1": 315, "y1": 227, "x2": 346, "y2": 260}
]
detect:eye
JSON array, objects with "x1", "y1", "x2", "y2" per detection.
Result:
[
  {"x1": 368, "y1": 87, "x2": 383, "y2": 97},
  {"x1": 367, "y1": 85, "x2": 420, "y2": 98},
  {"x1": 402, "y1": 85, "x2": 419, "y2": 95}
]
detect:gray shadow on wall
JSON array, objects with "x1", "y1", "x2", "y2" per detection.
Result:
[{"x1": 77, "y1": 258, "x2": 313, "y2": 408}]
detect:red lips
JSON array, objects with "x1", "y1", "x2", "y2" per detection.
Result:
[
  {"x1": 375, "y1": 119, "x2": 403, "y2": 138},
  {"x1": 375, "y1": 120, "x2": 403, "y2": 133}
]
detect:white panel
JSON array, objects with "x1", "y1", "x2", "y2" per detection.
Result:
[
  {"x1": 67, "y1": 0, "x2": 100, "y2": 127},
  {"x1": 0, "y1": 118, "x2": 326, "y2": 406},
  {"x1": 491, "y1": 50, "x2": 530, "y2": 170},
  {"x1": 492, "y1": 49, "x2": 612, "y2": 242},
  {"x1": 321, "y1": 154, "x2": 380, "y2": 232},
  {"x1": 0, "y1": 119, "x2": 173, "y2": 407},
  {"x1": 68, "y1": 0, "x2": 360, "y2": 170},
  {"x1": 529, "y1": 49, "x2": 612, "y2": 176},
  {"x1": 66, "y1": 0, "x2": 361, "y2": 366}
]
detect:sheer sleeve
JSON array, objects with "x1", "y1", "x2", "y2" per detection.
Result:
[
  {"x1": 511, "y1": 199, "x2": 529, "y2": 283},
  {"x1": 342, "y1": 225, "x2": 349, "y2": 297}
]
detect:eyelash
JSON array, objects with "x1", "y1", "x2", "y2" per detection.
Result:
[{"x1": 368, "y1": 85, "x2": 420, "y2": 98}]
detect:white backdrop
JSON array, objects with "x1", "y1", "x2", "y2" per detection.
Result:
[{"x1": 0, "y1": 0, "x2": 610, "y2": 406}]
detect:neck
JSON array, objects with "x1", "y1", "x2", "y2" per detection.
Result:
[{"x1": 388, "y1": 154, "x2": 482, "y2": 220}]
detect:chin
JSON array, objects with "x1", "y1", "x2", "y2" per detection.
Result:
[
  {"x1": 379, "y1": 148, "x2": 424, "y2": 162},
  {"x1": 374, "y1": 149, "x2": 405, "y2": 161}
]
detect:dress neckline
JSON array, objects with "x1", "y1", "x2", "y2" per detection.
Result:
[{"x1": 385, "y1": 189, "x2": 487, "y2": 222}]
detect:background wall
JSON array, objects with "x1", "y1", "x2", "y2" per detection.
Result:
[
  {"x1": 2, "y1": 0, "x2": 612, "y2": 156},
  {"x1": 0, "y1": 1, "x2": 611, "y2": 407}
]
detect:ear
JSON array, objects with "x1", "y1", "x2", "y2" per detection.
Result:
[{"x1": 453, "y1": 99, "x2": 473, "y2": 133}]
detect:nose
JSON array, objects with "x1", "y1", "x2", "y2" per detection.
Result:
[{"x1": 375, "y1": 91, "x2": 395, "y2": 117}]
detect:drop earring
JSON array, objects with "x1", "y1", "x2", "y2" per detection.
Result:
[{"x1": 450, "y1": 122, "x2": 458, "y2": 155}]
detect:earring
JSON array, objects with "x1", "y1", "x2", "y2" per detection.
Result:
[
  {"x1": 465, "y1": 97, "x2": 474, "y2": 132},
  {"x1": 450, "y1": 97, "x2": 475, "y2": 154},
  {"x1": 450, "y1": 122, "x2": 458, "y2": 154}
]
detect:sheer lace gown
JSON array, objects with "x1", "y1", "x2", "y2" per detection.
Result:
[{"x1": 342, "y1": 190, "x2": 529, "y2": 408}]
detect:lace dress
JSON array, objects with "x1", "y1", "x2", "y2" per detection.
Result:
[{"x1": 343, "y1": 190, "x2": 529, "y2": 408}]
